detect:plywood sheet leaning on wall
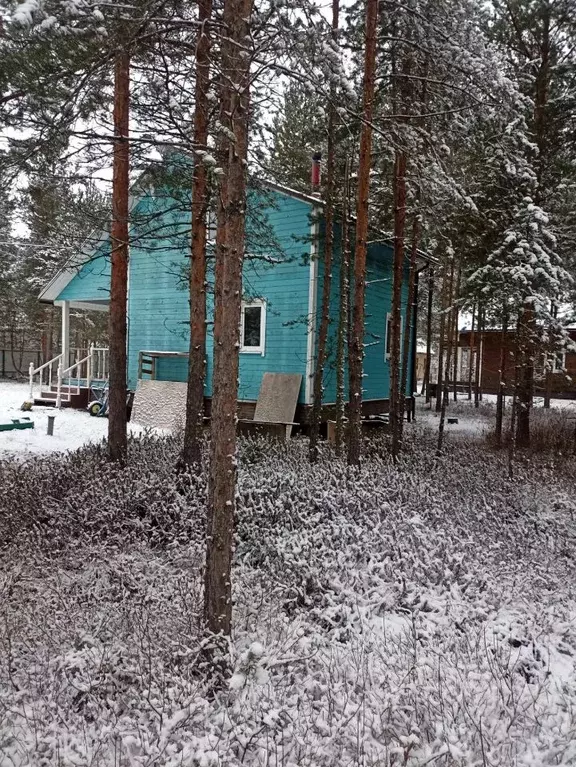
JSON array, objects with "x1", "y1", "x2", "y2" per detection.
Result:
[{"x1": 131, "y1": 379, "x2": 188, "y2": 431}]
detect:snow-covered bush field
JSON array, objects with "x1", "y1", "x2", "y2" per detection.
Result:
[{"x1": 1, "y1": 431, "x2": 576, "y2": 766}]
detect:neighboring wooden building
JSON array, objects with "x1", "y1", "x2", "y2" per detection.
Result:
[
  {"x1": 458, "y1": 328, "x2": 576, "y2": 399},
  {"x1": 35, "y1": 166, "x2": 430, "y2": 418}
]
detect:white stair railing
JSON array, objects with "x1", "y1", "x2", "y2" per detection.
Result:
[
  {"x1": 56, "y1": 344, "x2": 96, "y2": 408},
  {"x1": 29, "y1": 354, "x2": 63, "y2": 402},
  {"x1": 29, "y1": 345, "x2": 110, "y2": 407},
  {"x1": 92, "y1": 347, "x2": 109, "y2": 381}
]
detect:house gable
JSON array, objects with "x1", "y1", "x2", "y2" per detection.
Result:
[{"x1": 55, "y1": 241, "x2": 111, "y2": 304}]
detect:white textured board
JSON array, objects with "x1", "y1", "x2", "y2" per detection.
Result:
[
  {"x1": 131, "y1": 379, "x2": 188, "y2": 431},
  {"x1": 253, "y1": 373, "x2": 302, "y2": 424}
]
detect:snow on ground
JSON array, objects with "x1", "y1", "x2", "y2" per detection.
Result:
[
  {"x1": 1, "y1": 436, "x2": 576, "y2": 765},
  {"x1": 413, "y1": 388, "x2": 576, "y2": 441},
  {"x1": 0, "y1": 380, "x2": 146, "y2": 457},
  {"x1": 415, "y1": 402, "x2": 489, "y2": 437}
]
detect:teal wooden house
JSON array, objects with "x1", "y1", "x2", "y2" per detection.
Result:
[{"x1": 36, "y1": 166, "x2": 428, "y2": 419}]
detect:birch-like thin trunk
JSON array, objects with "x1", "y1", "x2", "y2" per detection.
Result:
[
  {"x1": 309, "y1": 0, "x2": 339, "y2": 463},
  {"x1": 335, "y1": 157, "x2": 351, "y2": 456},
  {"x1": 347, "y1": 0, "x2": 378, "y2": 467},
  {"x1": 108, "y1": 48, "x2": 130, "y2": 463},
  {"x1": 204, "y1": 0, "x2": 253, "y2": 637},
  {"x1": 182, "y1": 0, "x2": 212, "y2": 467}
]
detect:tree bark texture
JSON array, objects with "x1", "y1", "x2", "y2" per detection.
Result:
[
  {"x1": 543, "y1": 302, "x2": 557, "y2": 409},
  {"x1": 390, "y1": 150, "x2": 407, "y2": 460},
  {"x1": 437, "y1": 258, "x2": 455, "y2": 455},
  {"x1": 495, "y1": 306, "x2": 508, "y2": 448},
  {"x1": 435, "y1": 259, "x2": 448, "y2": 413},
  {"x1": 335, "y1": 157, "x2": 351, "y2": 456},
  {"x1": 422, "y1": 268, "x2": 433, "y2": 401},
  {"x1": 108, "y1": 49, "x2": 130, "y2": 463},
  {"x1": 182, "y1": 0, "x2": 213, "y2": 467},
  {"x1": 399, "y1": 213, "x2": 419, "y2": 430},
  {"x1": 516, "y1": 305, "x2": 534, "y2": 448},
  {"x1": 309, "y1": 0, "x2": 339, "y2": 463},
  {"x1": 474, "y1": 305, "x2": 483, "y2": 409},
  {"x1": 451, "y1": 267, "x2": 461, "y2": 401},
  {"x1": 467, "y1": 304, "x2": 475, "y2": 401},
  {"x1": 508, "y1": 321, "x2": 522, "y2": 478},
  {"x1": 204, "y1": 0, "x2": 253, "y2": 637},
  {"x1": 347, "y1": 0, "x2": 378, "y2": 467}
]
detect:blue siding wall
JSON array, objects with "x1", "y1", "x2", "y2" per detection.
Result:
[
  {"x1": 318, "y1": 233, "x2": 414, "y2": 404},
  {"x1": 126, "y1": 187, "x2": 313, "y2": 399},
  {"x1": 127, "y1": 190, "x2": 191, "y2": 388},
  {"x1": 57, "y1": 242, "x2": 111, "y2": 302},
  {"x1": 238, "y1": 193, "x2": 313, "y2": 402}
]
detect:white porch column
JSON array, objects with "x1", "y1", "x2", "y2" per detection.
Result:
[{"x1": 61, "y1": 300, "x2": 70, "y2": 369}]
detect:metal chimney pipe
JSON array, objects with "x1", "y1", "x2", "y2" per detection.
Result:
[{"x1": 311, "y1": 151, "x2": 322, "y2": 194}]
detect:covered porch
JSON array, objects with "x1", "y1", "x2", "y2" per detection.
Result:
[{"x1": 30, "y1": 298, "x2": 110, "y2": 408}]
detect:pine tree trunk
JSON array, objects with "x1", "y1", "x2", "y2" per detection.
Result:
[
  {"x1": 390, "y1": 151, "x2": 407, "y2": 460},
  {"x1": 495, "y1": 306, "x2": 508, "y2": 448},
  {"x1": 543, "y1": 302, "x2": 557, "y2": 410},
  {"x1": 204, "y1": 0, "x2": 253, "y2": 637},
  {"x1": 309, "y1": 0, "x2": 340, "y2": 463},
  {"x1": 437, "y1": 258, "x2": 455, "y2": 455},
  {"x1": 335, "y1": 157, "x2": 351, "y2": 456},
  {"x1": 435, "y1": 260, "x2": 448, "y2": 413},
  {"x1": 108, "y1": 49, "x2": 130, "y2": 463},
  {"x1": 543, "y1": 361, "x2": 552, "y2": 409},
  {"x1": 508, "y1": 323, "x2": 521, "y2": 479},
  {"x1": 474, "y1": 306, "x2": 483, "y2": 409},
  {"x1": 422, "y1": 268, "x2": 433, "y2": 401},
  {"x1": 400, "y1": 213, "x2": 419, "y2": 425},
  {"x1": 182, "y1": 0, "x2": 212, "y2": 468},
  {"x1": 467, "y1": 304, "x2": 475, "y2": 400},
  {"x1": 347, "y1": 0, "x2": 378, "y2": 467},
  {"x1": 451, "y1": 267, "x2": 461, "y2": 401},
  {"x1": 516, "y1": 305, "x2": 534, "y2": 448}
]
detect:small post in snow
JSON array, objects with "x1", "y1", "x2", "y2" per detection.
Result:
[{"x1": 47, "y1": 415, "x2": 55, "y2": 436}]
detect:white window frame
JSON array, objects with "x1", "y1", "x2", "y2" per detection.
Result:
[{"x1": 240, "y1": 300, "x2": 266, "y2": 355}]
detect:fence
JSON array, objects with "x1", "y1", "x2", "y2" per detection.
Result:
[{"x1": 0, "y1": 349, "x2": 43, "y2": 379}]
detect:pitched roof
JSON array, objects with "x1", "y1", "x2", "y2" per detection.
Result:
[{"x1": 39, "y1": 175, "x2": 433, "y2": 303}]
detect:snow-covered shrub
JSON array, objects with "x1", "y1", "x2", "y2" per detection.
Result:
[
  {"x1": 1, "y1": 432, "x2": 576, "y2": 765},
  {"x1": 0, "y1": 432, "x2": 207, "y2": 549}
]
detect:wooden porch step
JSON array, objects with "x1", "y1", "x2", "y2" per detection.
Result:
[
  {"x1": 34, "y1": 396, "x2": 72, "y2": 408},
  {"x1": 34, "y1": 386, "x2": 90, "y2": 409}
]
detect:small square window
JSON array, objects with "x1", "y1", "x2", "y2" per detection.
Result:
[{"x1": 241, "y1": 301, "x2": 266, "y2": 354}]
